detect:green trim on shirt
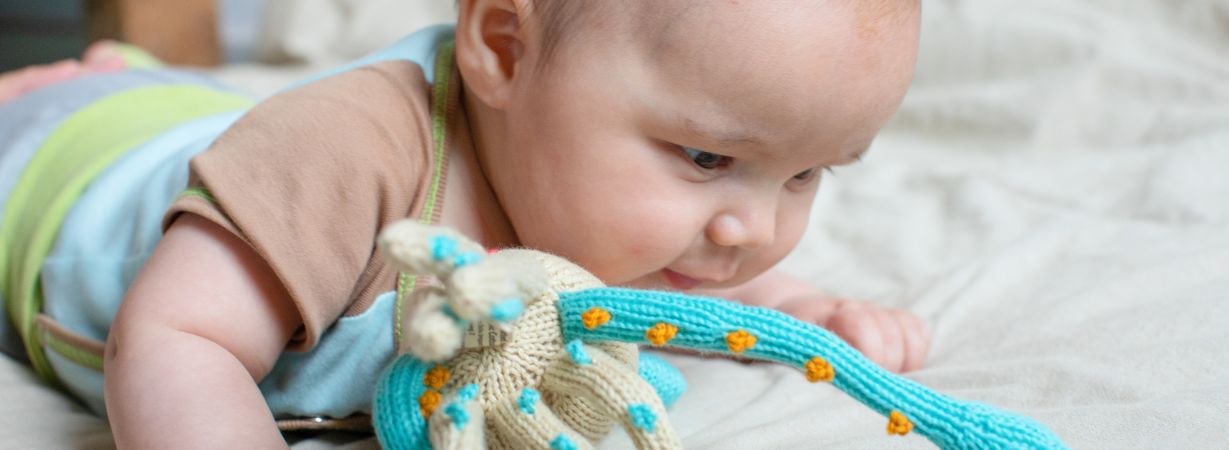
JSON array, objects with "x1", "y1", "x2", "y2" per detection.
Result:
[
  {"x1": 395, "y1": 41, "x2": 456, "y2": 350},
  {"x1": 41, "y1": 326, "x2": 104, "y2": 370},
  {"x1": 179, "y1": 186, "x2": 218, "y2": 204}
]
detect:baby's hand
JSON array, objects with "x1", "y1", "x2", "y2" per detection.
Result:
[{"x1": 776, "y1": 296, "x2": 930, "y2": 373}]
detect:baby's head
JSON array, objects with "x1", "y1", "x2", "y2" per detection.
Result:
[{"x1": 455, "y1": 0, "x2": 919, "y2": 290}]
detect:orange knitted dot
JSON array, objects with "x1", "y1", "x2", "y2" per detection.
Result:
[
  {"x1": 804, "y1": 356, "x2": 835, "y2": 382},
  {"x1": 887, "y1": 410, "x2": 913, "y2": 436},
  {"x1": 725, "y1": 329, "x2": 757, "y2": 353},
  {"x1": 419, "y1": 390, "x2": 442, "y2": 418},
  {"x1": 424, "y1": 366, "x2": 451, "y2": 390},
  {"x1": 645, "y1": 323, "x2": 678, "y2": 346},
  {"x1": 581, "y1": 307, "x2": 612, "y2": 329}
]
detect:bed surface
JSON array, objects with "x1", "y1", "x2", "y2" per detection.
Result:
[{"x1": 4, "y1": 0, "x2": 1227, "y2": 448}]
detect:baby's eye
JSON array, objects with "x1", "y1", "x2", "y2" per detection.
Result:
[
  {"x1": 792, "y1": 168, "x2": 818, "y2": 182},
  {"x1": 789, "y1": 167, "x2": 832, "y2": 185},
  {"x1": 682, "y1": 147, "x2": 732, "y2": 170}
]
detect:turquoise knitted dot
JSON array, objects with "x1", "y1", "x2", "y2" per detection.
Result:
[
  {"x1": 445, "y1": 402, "x2": 469, "y2": 429},
  {"x1": 518, "y1": 388, "x2": 540, "y2": 415},
  {"x1": 627, "y1": 403, "x2": 657, "y2": 432},
  {"x1": 550, "y1": 434, "x2": 578, "y2": 450},
  {"x1": 565, "y1": 339, "x2": 592, "y2": 365},
  {"x1": 490, "y1": 298, "x2": 525, "y2": 322},
  {"x1": 456, "y1": 383, "x2": 480, "y2": 402},
  {"x1": 430, "y1": 235, "x2": 457, "y2": 261},
  {"x1": 453, "y1": 251, "x2": 481, "y2": 267}
]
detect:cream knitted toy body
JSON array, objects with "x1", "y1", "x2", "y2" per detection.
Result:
[{"x1": 372, "y1": 221, "x2": 1067, "y2": 450}]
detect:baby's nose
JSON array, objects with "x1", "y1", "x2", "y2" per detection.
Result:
[{"x1": 706, "y1": 213, "x2": 774, "y2": 250}]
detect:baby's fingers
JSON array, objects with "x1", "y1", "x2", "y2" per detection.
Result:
[
  {"x1": 825, "y1": 304, "x2": 888, "y2": 369},
  {"x1": 825, "y1": 304, "x2": 925, "y2": 373},
  {"x1": 869, "y1": 307, "x2": 907, "y2": 373},
  {"x1": 894, "y1": 310, "x2": 930, "y2": 372}
]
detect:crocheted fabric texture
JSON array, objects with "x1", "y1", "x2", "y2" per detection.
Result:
[{"x1": 371, "y1": 221, "x2": 1067, "y2": 450}]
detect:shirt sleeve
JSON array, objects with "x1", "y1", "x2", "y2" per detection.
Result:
[{"x1": 162, "y1": 62, "x2": 434, "y2": 350}]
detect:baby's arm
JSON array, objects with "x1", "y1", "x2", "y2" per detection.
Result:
[
  {"x1": 104, "y1": 214, "x2": 300, "y2": 448},
  {"x1": 698, "y1": 269, "x2": 930, "y2": 373}
]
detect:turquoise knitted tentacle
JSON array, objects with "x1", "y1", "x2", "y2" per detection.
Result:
[
  {"x1": 559, "y1": 287, "x2": 1067, "y2": 450},
  {"x1": 373, "y1": 356, "x2": 434, "y2": 450},
  {"x1": 638, "y1": 352, "x2": 687, "y2": 408}
]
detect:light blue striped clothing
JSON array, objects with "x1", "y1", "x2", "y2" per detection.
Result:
[{"x1": 1, "y1": 25, "x2": 455, "y2": 420}]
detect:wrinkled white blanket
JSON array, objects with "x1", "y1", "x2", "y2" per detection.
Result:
[
  {"x1": 731, "y1": 1, "x2": 1229, "y2": 448},
  {"x1": 4, "y1": 1, "x2": 1226, "y2": 449}
]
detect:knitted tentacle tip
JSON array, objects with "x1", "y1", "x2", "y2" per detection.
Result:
[
  {"x1": 379, "y1": 222, "x2": 548, "y2": 363},
  {"x1": 446, "y1": 250, "x2": 546, "y2": 323},
  {"x1": 379, "y1": 221, "x2": 485, "y2": 276},
  {"x1": 428, "y1": 384, "x2": 487, "y2": 449}
]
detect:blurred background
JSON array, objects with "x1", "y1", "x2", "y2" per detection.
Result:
[
  {"x1": 1, "y1": 1, "x2": 1228, "y2": 449},
  {"x1": 0, "y1": 0, "x2": 456, "y2": 72},
  {"x1": 1, "y1": 0, "x2": 91, "y2": 71}
]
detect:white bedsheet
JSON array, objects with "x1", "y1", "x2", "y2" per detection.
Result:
[
  {"x1": 4, "y1": 1, "x2": 1227, "y2": 449},
  {"x1": 693, "y1": 1, "x2": 1229, "y2": 447}
]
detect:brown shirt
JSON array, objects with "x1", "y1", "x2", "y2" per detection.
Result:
[{"x1": 162, "y1": 60, "x2": 449, "y2": 351}]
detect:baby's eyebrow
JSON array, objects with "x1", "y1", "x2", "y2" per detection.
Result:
[{"x1": 683, "y1": 118, "x2": 765, "y2": 147}]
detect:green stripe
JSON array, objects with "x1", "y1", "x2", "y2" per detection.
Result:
[
  {"x1": 0, "y1": 85, "x2": 253, "y2": 385},
  {"x1": 179, "y1": 186, "x2": 217, "y2": 204},
  {"x1": 42, "y1": 327, "x2": 104, "y2": 370},
  {"x1": 422, "y1": 42, "x2": 454, "y2": 220},
  {"x1": 395, "y1": 42, "x2": 456, "y2": 350},
  {"x1": 113, "y1": 43, "x2": 164, "y2": 69}
]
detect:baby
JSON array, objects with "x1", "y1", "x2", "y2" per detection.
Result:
[{"x1": 0, "y1": 0, "x2": 926, "y2": 447}]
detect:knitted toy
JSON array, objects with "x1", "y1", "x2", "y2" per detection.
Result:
[{"x1": 371, "y1": 221, "x2": 1067, "y2": 450}]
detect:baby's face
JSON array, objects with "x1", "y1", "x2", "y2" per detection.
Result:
[{"x1": 483, "y1": 1, "x2": 919, "y2": 290}]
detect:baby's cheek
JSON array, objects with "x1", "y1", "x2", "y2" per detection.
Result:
[
  {"x1": 622, "y1": 237, "x2": 658, "y2": 260},
  {"x1": 614, "y1": 212, "x2": 685, "y2": 256},
  {"x1": 586, "y1": 236, "x2": 676, "y2": 286},
  {"x1": 778, "y1": 206, "x2": 810, "y2": 249},
  {"x1": 553, "y1": 239, "x2": 642, "y2": 286}
]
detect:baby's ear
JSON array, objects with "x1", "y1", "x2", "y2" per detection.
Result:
[{"x1": 455, "y1": 0, "x2": 533, "y2": 110}]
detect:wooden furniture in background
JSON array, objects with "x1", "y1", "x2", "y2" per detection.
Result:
[{"x1": 86, "y1": 0, "x2": 221, "y2": 67}]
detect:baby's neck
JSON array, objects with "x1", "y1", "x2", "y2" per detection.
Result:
[{"x1": 435, "y1": 83, "x2": 519, "y2": 250}]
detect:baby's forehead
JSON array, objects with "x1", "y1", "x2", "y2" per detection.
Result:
[
  {"x1": 539, "y1": 1, "x2": 918, "y2": 153},
  {"x1": 614, "y1": 0, "x2": 919, "y2": 40},
  {"x1": 611, "y1": 1, "x2": 920, "y2": 74}
]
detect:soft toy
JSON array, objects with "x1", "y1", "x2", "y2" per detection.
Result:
[{"x1": 371, "y1": 221, "x2": 1067, "y2": 450}]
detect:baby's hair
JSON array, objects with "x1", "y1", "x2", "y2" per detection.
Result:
[
  {"x1": 454, "y1": 0, "x2": 601, "y2": 66},
  {"x1": 529, "y1": 0, "x2": 603, "y2": 66}
]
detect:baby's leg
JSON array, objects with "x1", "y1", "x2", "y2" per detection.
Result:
[{"x1": 0, "y1": 41, "x2": 128, "y2": 105}]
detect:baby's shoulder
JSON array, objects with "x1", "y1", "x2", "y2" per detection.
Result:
[
  {"x1": 209, "y1": 60, "x2": 436, "y2": 174},
  {"x1": 251, "y1": 60, "x2": 433, "y2": 132}
]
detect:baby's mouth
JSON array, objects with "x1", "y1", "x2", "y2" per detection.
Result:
[{"x1": 661, "y1": 268, "x2": 702, "y2": 291}]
